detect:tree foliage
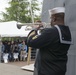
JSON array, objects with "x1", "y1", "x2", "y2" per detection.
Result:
[{"x1": 1, "y1": 0, "x2": 41, "y2": 23}]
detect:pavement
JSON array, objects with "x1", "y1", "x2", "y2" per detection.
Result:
[{"x1": 0, "y1": 63, "x2": 33, "y2": 75}]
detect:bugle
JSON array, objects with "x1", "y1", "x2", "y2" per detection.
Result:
[{"x1": 17, "y1": 22, "x2": 50, "y2": 30}]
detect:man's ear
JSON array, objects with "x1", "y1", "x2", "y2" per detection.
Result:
[{"x1": 53, "y1": 17, "x2": 56, "y2": 22}]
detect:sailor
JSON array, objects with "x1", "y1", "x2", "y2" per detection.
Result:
[{"x1": 27, "y1": 7, "x2": 72, "y2": 75}]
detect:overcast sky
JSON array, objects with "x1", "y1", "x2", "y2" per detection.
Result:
[{"x1": 0, "y1": 0, "x2": 43, "y2": 13}]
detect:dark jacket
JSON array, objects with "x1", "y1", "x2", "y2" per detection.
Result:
[{"x1": 27, "y1": 25, "x2": 72, "y2": 75}]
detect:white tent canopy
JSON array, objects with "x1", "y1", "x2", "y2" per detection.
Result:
[{"x1": 0, "y1": 21, "x2": 31, "y2": 37}]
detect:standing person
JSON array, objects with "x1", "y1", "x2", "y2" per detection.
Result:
[
  {"x1": 7, "y1": 41, "x2": 11, "y2": 62},
  {"x1": 33, "y1": 20, "x2": 44, "y2": 75},
  {"x1": 18, "y1": 41, "x2": 22, "y2": 61},
  {"x1": 10, "y1": 41, "x2": 15, "y2": 61},
  {"x1": 20, "y1": 41, "x2": 26, "y2": 61},
  {"x1": 1, "y1": 41, "x2": 5, "y2": 62},
  {"x1": 27, "y1": 7, "x2": 72, "y2": 75}
]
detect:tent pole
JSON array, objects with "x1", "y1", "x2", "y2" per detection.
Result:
[{"x1": 0, "y1": 35, "x2": 2, "y2": 63}]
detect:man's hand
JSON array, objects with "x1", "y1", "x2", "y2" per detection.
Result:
[{"x1": 33, "y1": 20, "x2": 43, "y2": 30}]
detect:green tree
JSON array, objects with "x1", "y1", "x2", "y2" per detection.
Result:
[
  {"x1": 30, "y1": 0, "x2": 41, "y2": 22},
  {"x1": 1, "y1": 0, "x2": 41, "y2": 23}
]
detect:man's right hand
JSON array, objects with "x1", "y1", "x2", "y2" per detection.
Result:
[{"x1": 33, "y1": 20, "x2": 43, "y2": 30}]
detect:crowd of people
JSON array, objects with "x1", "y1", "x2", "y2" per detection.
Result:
[{"x1": 1, "y1": 40, "x2": 28, "y2": 62}]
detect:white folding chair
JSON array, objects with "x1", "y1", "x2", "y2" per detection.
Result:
[{"x1": 3, "y1": 53, "x2": 9, "y2": 63}]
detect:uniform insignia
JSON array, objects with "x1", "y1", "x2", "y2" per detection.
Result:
[
  {"x1": 28, "y1": 31, "x2": 35, "y2": 38},
  {"x1": 32, "y1": 35, "x2": 38, "y2": 40}
]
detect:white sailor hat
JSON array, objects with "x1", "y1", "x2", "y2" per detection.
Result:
[{"x1": 49, "y1": 7, "x2": 65, "y2": 16}]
